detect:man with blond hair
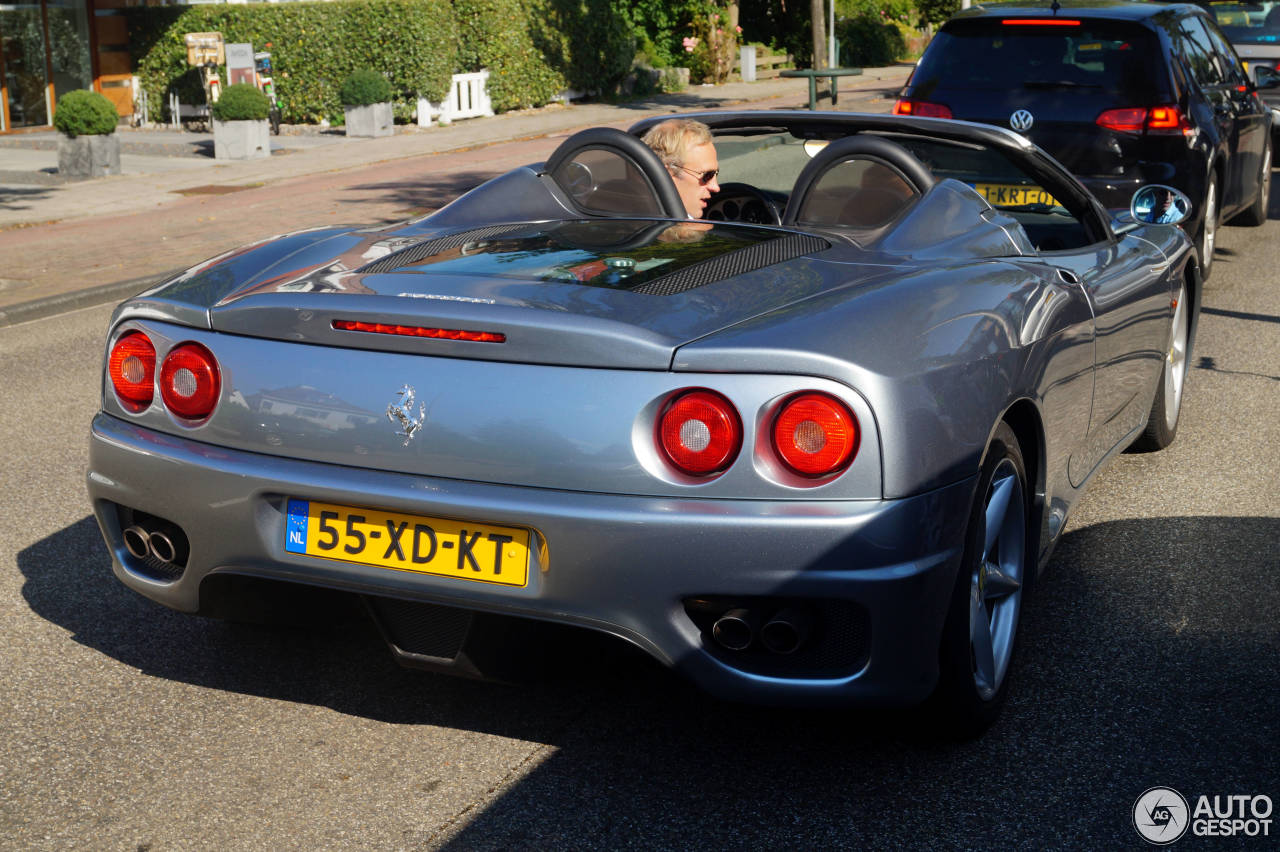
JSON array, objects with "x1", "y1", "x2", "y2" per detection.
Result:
[{"x1": 641, "y1": 118, "x2": 722, "y2": 219}]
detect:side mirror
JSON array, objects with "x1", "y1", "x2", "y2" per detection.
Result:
[
  {"x1": 1256, "y1": 65, "x2": 1280, "y2": 90},
  {"x1": 1131, "y1": 184, "x2": 1192, "y2": 226}
]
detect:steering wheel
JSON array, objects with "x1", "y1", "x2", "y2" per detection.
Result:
[{"x1": 703, "y1": 182, "x2": 784, "y2": 225}]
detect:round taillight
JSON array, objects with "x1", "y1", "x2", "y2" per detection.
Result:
[
  {"x1": 658, "y1": 390, "x2": 742, "y2": 476},
  {"x1": 159, "y1": 343, "x2": 221, "y2": 420},
  {"x1": 108, "y1": 331, "x2": 156, "y2": 411},
  {"x1": 772, "y1": 392, "x2": 859, "y2": 477}
]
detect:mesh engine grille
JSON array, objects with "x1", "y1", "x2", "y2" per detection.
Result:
[{"x1": 633, "y1": 232, "x2": 830, "y2": 296}]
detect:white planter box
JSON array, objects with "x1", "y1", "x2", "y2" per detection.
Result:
[
  {"x1": 212, "y1": 119, "x2": 270, "y2": 160},
  {"x1": 344, "y1": 102, "x2": 393, "y2": 137},
  {"x1": 57, "y1": 133, "x2": 121, "y2": 179}
]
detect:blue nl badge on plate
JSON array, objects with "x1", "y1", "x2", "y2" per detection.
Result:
[{"x1": 285, "y1": 499, "x2": 309, "y2": 553}]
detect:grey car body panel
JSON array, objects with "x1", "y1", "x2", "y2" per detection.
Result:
[
  {"x1": 88, "y1": 111, "x2": 1197, "y2": 706},
  {"x1": 100, "y1": 318, "x2": 885, "y2": 499},
  {"x1": 88, "y1": 412, "x2": 971, "y2": 705}
]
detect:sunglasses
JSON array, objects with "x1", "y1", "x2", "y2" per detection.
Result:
[{"x1": 672, "y1": 164, "x2": 719, "y2": 185}]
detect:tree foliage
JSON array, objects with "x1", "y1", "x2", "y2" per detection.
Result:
[{"x1": 915, "y1": 0, "x2": 960, "y2": 27}]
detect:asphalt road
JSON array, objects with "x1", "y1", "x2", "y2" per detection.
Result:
[{"x1": 2, "y1": 197, "x2": 1277, "y2": 849}]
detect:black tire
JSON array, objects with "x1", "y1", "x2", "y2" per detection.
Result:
[
  {"x1": 1231, "y1": 142, "x2": 1272, "y2": 226},
  {"x1": 929, "y1": 422, "x2": 1030, "y2": 738},
  {"x1": 1130, "y1": 279, "x2": 1191, "y2": 452},
  {"x1": 1197, "y1": 175, "x2": 1219, "y2": 280}
]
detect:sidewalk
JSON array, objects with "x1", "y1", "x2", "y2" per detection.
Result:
[{"x1": 0, "y1": 66, "x2": 911, "y2": 326}]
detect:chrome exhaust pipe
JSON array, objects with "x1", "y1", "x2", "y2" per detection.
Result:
[
  {"x1": 122, "y1": 519, "x2": 188, "y2": 567},
  {"x1": 760, "y1": 607, "x2": 813, "y2": 655},
  {"x1": 147, "y1": 530, "x2": 177, "y2": 564},
  {"x1": 711, "y1": 608, "x2": 759, "y2": 651},
  {"x1": 122, "y1": 526, "x2": 151, "y2": 560}
]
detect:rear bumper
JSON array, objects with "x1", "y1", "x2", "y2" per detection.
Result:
[{"x1": 88, "y1": 413, "x2": 976, "y2": 707}]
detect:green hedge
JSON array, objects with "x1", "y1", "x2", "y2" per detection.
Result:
[
  {"x1": 454, "y1": 0, "x2": 566, "y2": 111},
  {"x1": 128, "y1": 0, "x2": 651, "y2": 124},
  {"x1": 455, "y1": 0, "x2": 635, "y2": 103},
  {"x1": 530, "y1": 0, "x2": 635, "y2": 96},
  {"x1": 835, "y1": 13, "x2": 907, "y2": 67},
  {"x1": 127, "y1": 0, "x2": 455, "y2": 125}
]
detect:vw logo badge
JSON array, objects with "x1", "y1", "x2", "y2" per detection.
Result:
[{"x1": 1010, "y1": 109, "x2": 1034, "y2": 132}]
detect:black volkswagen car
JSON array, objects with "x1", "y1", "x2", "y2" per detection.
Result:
[{"x1": 896, "y1": 1, "x2": 1274, "y2": 278}]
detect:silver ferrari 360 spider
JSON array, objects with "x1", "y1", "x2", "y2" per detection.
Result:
[{"x1": 87, "y1": 111, "x2": 1197, "y2": 734}]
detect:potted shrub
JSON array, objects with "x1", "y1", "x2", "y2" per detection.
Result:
[
  {"x1": 211, "y1": 83, "x2": 272, "y2": 160},
  {"x1": 340, "y1": 69, "x2": 394, "y2": 138},
  {"x1": 53, "y1": 90, "x2": 120, "y2": 179}
]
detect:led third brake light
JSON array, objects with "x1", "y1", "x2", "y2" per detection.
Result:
[
  {"x1": 333, "y1": 319, "x2": 506, "y2": 343},
  {"x1": 1001, "y1": 18, "x2": 1082, "y2": 26}
]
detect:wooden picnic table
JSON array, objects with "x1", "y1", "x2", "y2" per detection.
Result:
[{"x1": 780, "y1": 67, "x2": 865, "y2": 110}]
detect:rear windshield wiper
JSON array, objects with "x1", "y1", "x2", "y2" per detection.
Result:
[{"x1": 1023, "y1": 80, "x2": 1102, "y2": 89}]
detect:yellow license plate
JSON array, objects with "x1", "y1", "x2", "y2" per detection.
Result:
[
  {"x1": 285, "y1": 498, "x2": 531, "y2": 587},
  {"x1": 973, "y1": 183, "x2": 1060, "y2": 208}
]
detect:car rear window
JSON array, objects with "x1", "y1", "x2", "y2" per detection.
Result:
[
  {"x1": 1204, "y1": 1, "x2": 1280, "y2": 44},
  {"x1": 916, "y1": 18, "x2": 1165, "y2": 100}
]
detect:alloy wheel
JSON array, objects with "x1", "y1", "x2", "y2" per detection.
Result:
[
  {"x1": 1262, "y1": 147, "x2": 1273, "y2": 216},
  {"x1": 969, "y1": 459, "x2": 1026, "y2": 701},
  {"x1": 1201, "y1": 180, "x2": 1218, "y2": 274},
  {"x1": 1163, "y1": 281, "x2": 1190, "y2": 431}
]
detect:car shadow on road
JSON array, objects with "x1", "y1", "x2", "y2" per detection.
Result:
[{"x1": 16, "y1": 514, "x2": 1279, "y2": 846}]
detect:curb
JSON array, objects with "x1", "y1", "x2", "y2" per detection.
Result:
[{"x1": 0, "y1": 271, "x2": 176, "y2": 328}]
